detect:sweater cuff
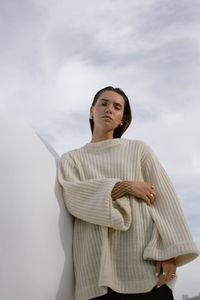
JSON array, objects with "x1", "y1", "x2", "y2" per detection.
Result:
[
  {"x1": 111, "y1": 196, "x2": 132, "y2": 231},
  {"x1": 143, "y1": 241, "x2": 200, "y2": 266}
]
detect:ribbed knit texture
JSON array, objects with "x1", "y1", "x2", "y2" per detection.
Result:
[{"x1": 57, "y1": 138, "x2": 199, "y2": 300}]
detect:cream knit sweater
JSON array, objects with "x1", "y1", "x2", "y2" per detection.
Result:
[{"x1": 57, "y1": 138, "x2": 199, "y2": 300}]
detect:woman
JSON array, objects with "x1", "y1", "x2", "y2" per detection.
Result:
[{"x1": 58, "y1": 86, "x2": 199, "y2": 300}]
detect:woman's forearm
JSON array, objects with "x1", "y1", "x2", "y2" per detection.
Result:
[
  {"x1": 111, "y1": 180, "x2": 156, "y2": 206},
  {"x1": 111, "y1": 181, "x2": 132, "y2": 201}
]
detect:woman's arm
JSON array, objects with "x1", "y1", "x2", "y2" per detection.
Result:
[
  {"x1": 111, "y1": 181, "x2": 156, "y2": 206},
  {"x1": 57, "y1": 153, "x2": 132, "y2": 231},
  {"x1": 139, "y1": 141, "x2": 199, "y2": 266}
]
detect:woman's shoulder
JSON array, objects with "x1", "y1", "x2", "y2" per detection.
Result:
[
  {"x1": 124, "y1": 139, "x2": 156, "y2": 159},
  {"x1": 123, "y1": 138, "x2": 151, "y2": 149},
  {"x1": 60, "y1": 144, "x2": 86, "y2": 162},
  {"x1": 60, "y1": 149, "x2": 78, "y2": 161}
]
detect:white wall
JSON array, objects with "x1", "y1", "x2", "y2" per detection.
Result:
[{"x1": 0, "y1": 110, "x2": 74, "y2": 300}]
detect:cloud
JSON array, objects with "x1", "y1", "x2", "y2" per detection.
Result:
[{"x1": 0, "y1": 1, "x2": 200, "y2": 298}]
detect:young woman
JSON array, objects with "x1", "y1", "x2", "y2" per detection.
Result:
[{"x1": 58, "y1": 86, "x2": 199, "y2": 300}]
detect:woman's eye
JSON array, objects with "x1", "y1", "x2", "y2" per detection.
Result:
[{"x1": 101, "y1": 103, "x2": 120, "y2": 110}]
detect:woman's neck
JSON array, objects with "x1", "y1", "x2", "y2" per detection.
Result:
[
  {"x1": 91, "y1": 135, "x2": 113, "y2": 143},
  {"x1": 90, "y1": 130, "x2": 114, "y2": 143}
]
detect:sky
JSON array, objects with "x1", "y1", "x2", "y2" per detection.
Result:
[{"x1": 0, "y1": 0, "x2": 200, "y2": 299}]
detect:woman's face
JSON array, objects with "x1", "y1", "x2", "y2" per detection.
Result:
[{"x1": 90, "y1": 90, "x2": 125, "y2": 132}]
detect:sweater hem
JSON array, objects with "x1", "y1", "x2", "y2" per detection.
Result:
[{"x1": 75, "y1": 275, "x2": 177, "y2": 300}]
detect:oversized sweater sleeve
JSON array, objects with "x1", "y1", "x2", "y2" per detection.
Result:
[
  {"x1": 140, "y1": 142, "x2": 199, "y2": 266},
  {"x1": 57, "y1": 152, "x2": 132, "y2": 231}
]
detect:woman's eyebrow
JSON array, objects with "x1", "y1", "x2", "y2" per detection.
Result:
[{"x1": 100, "y1": 98, "x2": 122, "y2": 107}]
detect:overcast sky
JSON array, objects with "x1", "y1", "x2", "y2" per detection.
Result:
[{"x1": 1, "y1": 0, "x2": 200, "y2": 299}]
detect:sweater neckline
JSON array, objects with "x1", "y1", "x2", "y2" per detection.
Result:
[{"x1": 83, "y1": 138, "x2": 126, "y2": 150}]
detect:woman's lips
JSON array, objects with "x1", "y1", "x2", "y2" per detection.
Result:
[{"x1": 103, "y1": 116, "x2": 112, "y2": 120}]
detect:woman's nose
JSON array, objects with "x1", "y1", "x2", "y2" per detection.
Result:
[{"x1": 105, "y1": 105, "x2": 112, "y2": 113}]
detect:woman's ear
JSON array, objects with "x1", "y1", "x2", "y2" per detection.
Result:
[{"x1": 90, "y1": 106, "x2": 93, "y2": 119}]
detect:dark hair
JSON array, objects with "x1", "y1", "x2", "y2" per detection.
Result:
[{"x1": 89, "y1": 86, "x2": 132, "y2": 138}]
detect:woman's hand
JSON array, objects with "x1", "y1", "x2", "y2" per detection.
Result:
[
  {"x1": 129, "y1": 181, "x2": 156, "y2": 206},
  {"x1": 155, "y1": 258, "x2": 177, "y2": 288},
  {"x1": 111, "y1": 181, "x2": 156, "y2": 206}
]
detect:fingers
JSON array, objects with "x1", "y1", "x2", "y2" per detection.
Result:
[
  {"x1": 145, "y1": 195, "x2": 152, "y2": 206},
  {"x1": 155, "y1": 261, "x2": 162, "y2": 277},
  {"x1": 149, "y1": 185, "x2": 157, "y2": 199},
  {"x1": 156, "y1": 259, "x2": 177, "y2": 288},
  {"x1": 146, "y1": 184, "x2": 157, "y2": 206},
  {"x1": 157, "y1": 271, "x2": 176, "y2": 288},
  {"x1": 157, "y1": 271, "x2": 168, "y2": 288},
  {"x1": 166, "y1": 271, "x2": 176, "y2": 282},
  {"x1": 131, "y1": 182, "x2": 157, "y2": 206},
  {"x1": 147, "y1": 193, "x2": 155, "y2": 205}
]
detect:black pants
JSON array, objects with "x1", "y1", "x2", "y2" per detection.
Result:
[{"x1": 90, "y1": 285, "x2": 174, "y2": 300}]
